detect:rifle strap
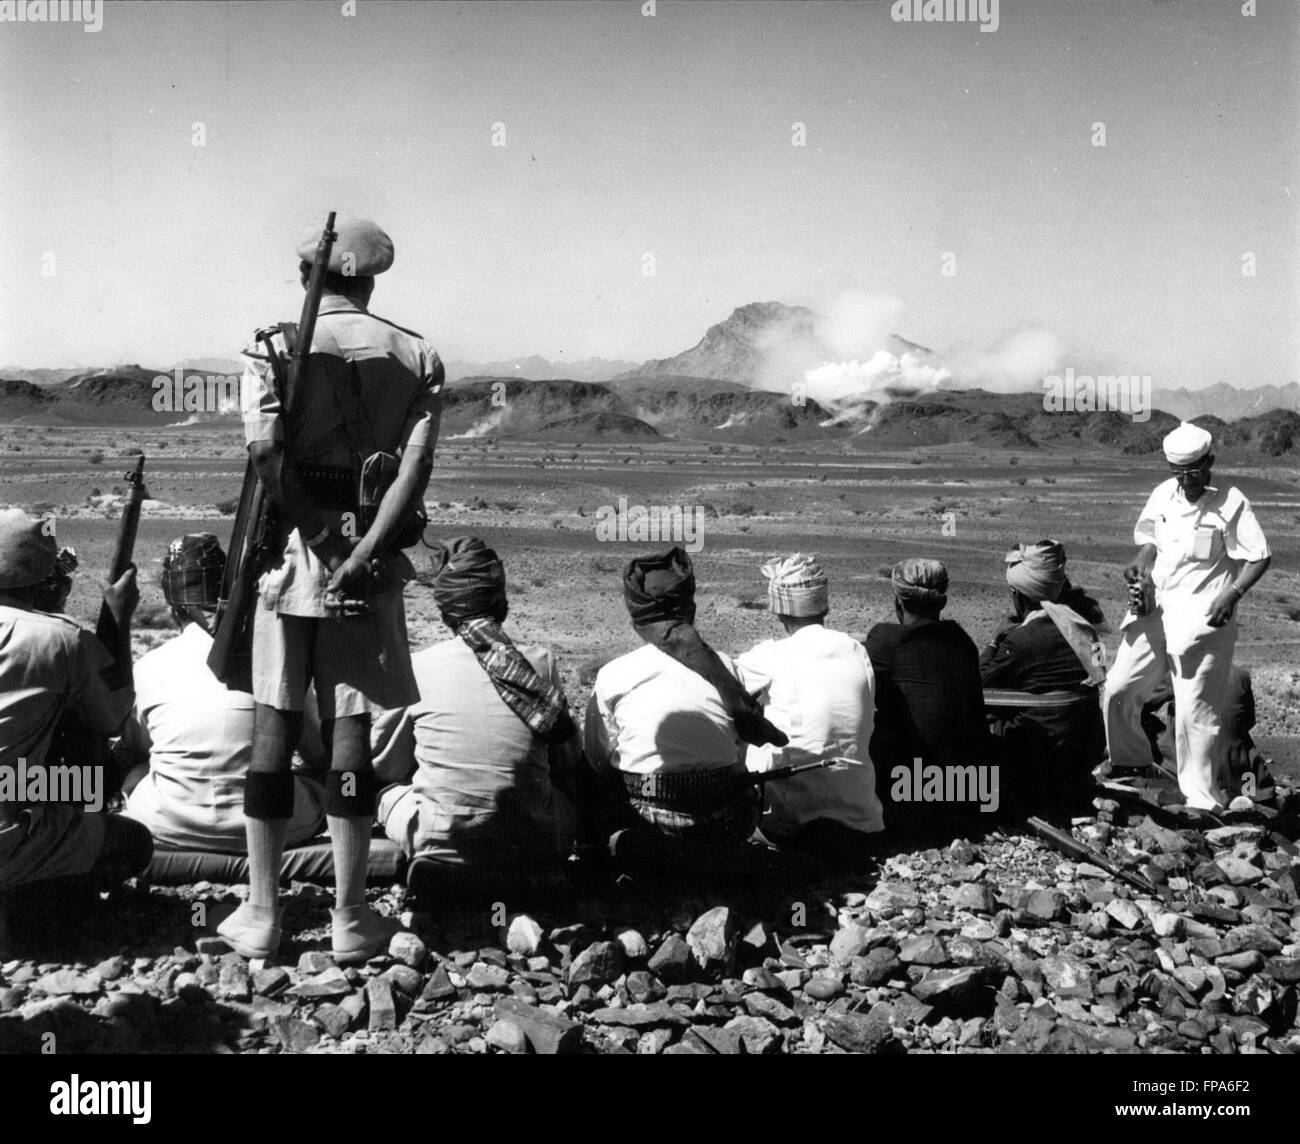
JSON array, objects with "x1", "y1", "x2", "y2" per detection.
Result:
[{"x1": 254, "y1": 323, "x2": 299, "y2": 413}]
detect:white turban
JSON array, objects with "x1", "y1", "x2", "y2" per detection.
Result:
[
  {"x1": 1163, "y1": 421, "x2": 1212, "y2": 466},
  {"x1": 1005, "y1": 540, "x2": 1067, "y2": 603},
  {"x1": 762, "y1": 553, "x2": 828, "y2": 617}
]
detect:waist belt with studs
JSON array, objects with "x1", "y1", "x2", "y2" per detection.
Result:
[{"x1": 621, "y1": 768, "x2": 741, "y2": 807}]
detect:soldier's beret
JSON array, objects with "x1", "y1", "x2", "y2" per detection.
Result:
[{"x1": 296, "y1": 216, "x2": 394, "y2": 276}]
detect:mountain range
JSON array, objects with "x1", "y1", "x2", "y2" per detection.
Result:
[
  {"x1": 444, "y1": 355, "x2": 637, "y2": 384},
  {"x1": 2, "y1": 303, "x2": 1295, "y2": 452}
]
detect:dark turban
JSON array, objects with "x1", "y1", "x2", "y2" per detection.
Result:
[
  {"x1": 161, "y1": 533, "x2": 226, "y2": 608},
  {"x1": 429, "y1": 536, "x2": 507, "y2": 625},
  {"x1": 891, "y1": 558, "x2": 949, "y2": 610},
  {"x1": 623, "y1": 547, "x2": 696, "y2": 625},
  {"x1": 622, "y1": 546, "x2": 786, "y2": 749},
  {"x1": 1005, "y1": 539, "x2": 1067, "y2": 603}
]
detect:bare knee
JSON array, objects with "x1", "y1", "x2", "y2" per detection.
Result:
[{"x1": 251, "y1": 703, "x2": 303, "y2": 773}]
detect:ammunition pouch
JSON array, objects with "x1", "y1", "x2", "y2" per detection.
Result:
[
  {"x1": 621, "y1": 768, "x2": 744, "y2": 811},
  {"x1": 359, "y1": 451, "x2": 428, "y2": 552},
  {"x1": 299, "y1": 465, "x2": 359, "y2": 513}
]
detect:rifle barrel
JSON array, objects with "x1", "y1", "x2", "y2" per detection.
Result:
[
  {"x1": 208, "y1": 211, "x2": 337, "y2": 687},
  {"x1": 107, "y1": 455, "x2": 147, "y2": 581},
  {"x1": 750, "y1": 757, "x2": 857, "y2": 785},
  {"x1": 1027, "y1": 816, "x2": 1155, "y2": 893},
  {"x1": 295, "y1": 210, "x2": 337, "y2": 372}
]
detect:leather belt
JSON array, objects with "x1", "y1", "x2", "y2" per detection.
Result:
[
  {"x1": 983, "y1": 687, "x2": 1097, "y2": 710},
  {"x1": 622, "y1": 768, "x2": 740, "y2": 807},
  {"x1": 298, "y1": 465, "x2": 357, "y2": 511}
]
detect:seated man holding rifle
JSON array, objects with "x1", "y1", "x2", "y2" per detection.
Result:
[
  {"x1": 734, "y1": 553, "x2": 883, "y2": 858},
  {"x1": 583, "y1": 548, "x2": 788, "y2": 878},
  {"x1": 0, "y1": 508, "x2": 151, "y2": 945}
]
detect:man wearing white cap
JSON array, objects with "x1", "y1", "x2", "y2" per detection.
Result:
[
  {"x1": 735, "y1": 554, "x2": 883, "y2": 852},
  {"x1": 1103, "y1": 422, "x2": 1271, "y2": 809},
  {"x1": 220, "y1": 216, "x2": 444, "y2": 962}
]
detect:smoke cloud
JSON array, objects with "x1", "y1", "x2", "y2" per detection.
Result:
[
  {"x1": 947, "y1": 328, "x2": 1067, "y2": 393},
  {"x1": 753, "y1": 292, "x2": 1067, "y2": 413},
  {"x1": 805, "y1": 351, "x2": 951, "y2": 407}
]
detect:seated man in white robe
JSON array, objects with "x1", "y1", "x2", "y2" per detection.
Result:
[
  {"x1": 119, "y1": 534, "x2": 325, "y2": 852},
  {"x1": 735, "y1": 554, "x2": 882, "y2": 856}
]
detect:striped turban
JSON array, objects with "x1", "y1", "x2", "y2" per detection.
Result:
[
  {"x1": 161, "y1": 533, "x2": 226, "y2": 608},
  {"x1": 429, "y1": 536, "x2": 507, "y2": 625},
  {"x1": 623, "y1": 547, "x2": 696, "y2": 625},
  {"x1": 1005, "y1": 539, "x2": 1067, "y2": 604},
  {"x1": 891, "y1": 558, "x2": 949, "y2": 610},
  {"x1": 762, "y1": 553, "x2": 828, "y2": 617}
]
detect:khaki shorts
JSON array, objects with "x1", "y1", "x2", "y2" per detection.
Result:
[{"x1": 252, "y1": 591, "x2": 419, "y2": 719}]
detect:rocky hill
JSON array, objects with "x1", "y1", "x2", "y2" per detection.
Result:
[
  {"x1": 441, "y1": 377, "x2": 843, "y2": 444},
  {"x1": 617, "y1": 301, "x2": 932, "y2": 387}
]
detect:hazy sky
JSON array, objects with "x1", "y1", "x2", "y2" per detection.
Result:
[{"x1": 1, "y1": 0, "x2": 1296, "y2": 390}]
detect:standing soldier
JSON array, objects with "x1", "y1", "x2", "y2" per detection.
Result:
[
  {"x1": 1103, "y1": 423, "x2": 1271, "y2": 811},
  {"x1": 218, "y1": 217, "x2": 443, "y2": 961}
]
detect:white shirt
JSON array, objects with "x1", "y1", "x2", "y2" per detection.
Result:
[
  {"x1": 736, "y1": 624, "x2": 882, "y2": 836},
  {"x1": 123, "y1": 625, "x2": 323, "y2": 851},
  {"x1": 1134, "y1": 480, "x2": 1269, "y2": 615},
  {"x1": 588, "y1": 644, "x2": 744, "y2": 775}
]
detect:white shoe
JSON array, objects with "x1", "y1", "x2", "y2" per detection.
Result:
[
  {"x1": 331, "y1": 905, "x2": 399, "y2": 965},
  {"x1": 216, "y1": 901, "x2": 284, "y2": 960}
]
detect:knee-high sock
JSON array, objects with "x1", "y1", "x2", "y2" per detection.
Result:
[
  {"x1": 243, "y1": 771, "x2": 295, "y2": 910},
  {"x1": 246, "y1": 817, "x2": 289, "y2": 910},
  {"x1": 327, "y1": 815, "x2": 371, "y2": 910},
  {"x1": 323, "y1": 719, "x2": 377, "y2": 911}
]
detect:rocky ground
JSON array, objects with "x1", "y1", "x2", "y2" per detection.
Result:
[
  {"x1": 2, "y1": 781, "x2": 1297, "y2": 1055},
  {"x1": 3, "y1": 431, "x2": 1299, "y2": 1055}
]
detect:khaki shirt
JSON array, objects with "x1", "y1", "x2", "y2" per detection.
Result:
[
  {"x1": 0, "y1": 605, "x2": 133, "y2": 863},
  {"x1": 240, "y1": 294, "x2": 445, "y2": 617},
  {"x1": 372, "y1": 639, "x2": 574, "y2": 864}
]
